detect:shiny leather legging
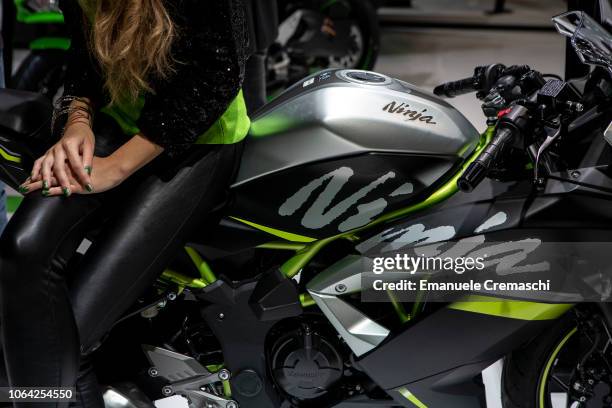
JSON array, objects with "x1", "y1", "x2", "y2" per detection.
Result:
[{"x1": 0, "y1": 117, "x2": 242, "y2": 408}]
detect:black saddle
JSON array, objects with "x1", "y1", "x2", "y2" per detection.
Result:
[{"x1": 0, "y1": 88, "x2": 52, "y2": 137}]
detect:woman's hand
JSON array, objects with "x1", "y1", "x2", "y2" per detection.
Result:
[
  {"x1": 30, "y1": 121, "x2": 95, "y2": 193},
  {"x1": 22, "y1": 155, "x2": 127, "y2": 196},
  {"x1": 21, "y1": 133, "x2": 163, "y2": 196}
]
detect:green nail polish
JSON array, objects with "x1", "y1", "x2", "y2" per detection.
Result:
[
  {"x1": 43, "y1": 180, "x2": 49, "y2": 189},
  {"x1": 62, "y1": 187, "x2": 71, "y2": 197},
  {"x1": 18, "y1": 186, "x2": 29, "y2": 194},
  {"x1": 86, "y1": 184, "x2": 94, "y2": 192},
  {"x1": 85, "y1": 166, "x2": 92, "y2": 175},
  {"x1": 42, "y1": 189, "x2": 50, "y2": 196}
]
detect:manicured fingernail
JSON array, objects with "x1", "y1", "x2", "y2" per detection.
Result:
[
  {"x1": 42, "y1": 189, "x2": 50, "y2": 196},
  {"x1": 43, "y1": 180, "x2": 49, "y2": 189},
  {"x1": 62, "y1": 187, "x2": 71, "y2": 197},
  {"x1": 85, "y1": 166, "x2": 92, "y2": 175},
  {"x1": 86, "y1": 184, "x2": 94, "y2": 192},
  {"x1": 18, "y1": 185, "x2": 29, "y2": 194}
]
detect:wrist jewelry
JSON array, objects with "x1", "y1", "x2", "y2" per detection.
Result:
[{"x1": 52, "y1": 96, "x2": 94, "y2": 135}]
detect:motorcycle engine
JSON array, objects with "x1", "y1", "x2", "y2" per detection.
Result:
[{"x1": 269, "y1": 321, "x2": 344, "y2": 401}]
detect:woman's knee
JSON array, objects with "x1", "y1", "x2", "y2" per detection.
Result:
[
  {"x1": 0, "y1": 222, "x2": 43, "y2": 284},
  {"x1": 0, "y1": 196, "x2": 91, "y2": 283}
]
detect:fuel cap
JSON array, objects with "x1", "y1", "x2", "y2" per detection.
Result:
[{"x1": 338, "y1": 69, "x2": 392, "y2": 85}]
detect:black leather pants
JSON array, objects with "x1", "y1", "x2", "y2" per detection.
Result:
[{"x1": 0, "y1": 117, "x2": 243, "y2": 408}]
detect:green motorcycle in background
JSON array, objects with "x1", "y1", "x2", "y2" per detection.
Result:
[
  {"x1": 10, "y1": 0, "x2": 67, "y2": 99},
  {"x1": 9, "y1": 0, "x2": 380, "y2": 101}
]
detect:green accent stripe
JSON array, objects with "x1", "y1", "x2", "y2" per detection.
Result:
[
  {"x1": 449, "y1": 295, "x2": 573, "y2": 321},
  {"x1": 19, "y1": 12, "x2": 65, "y2": 24},
  {"x1": 7, "y1": 196, "x2": 23, "y2": 213},
  {"x1": 279, "y1": 128, "x2": 494, "y2": 277},
  {"x1": 538, "y1": 327, "x2": 577, "y2": 408},
  {"x1": 14, "y1": 0, "x2": 64, "y2": 24},
  {"x1": 375, "y1": 128, "x2": 492, "y2": 225},
  {"x1": 0, "y1": 147, "x2": 22, "y2": 163},
  {"x1": 184, "y1": 246, "x2": 216, "y2": 284},
  {"x1": 300, "y1": 293, "x2": 316, "y2": 307},
  {"x1": 398, "y1": 387, "x2": 428, "y2": 408},
  {"x1": 257, "y1": 241, "x2": 308, "y2": 251},
  {"x1": 161, "y1": 269, "x2": 207, "y2": 289},
  {"x1": 29, "y1": 37, "x2": 71, "y2": 51},
  {"x1": 387, "y1": 289, "x2": 411, "y2": 323},
  {"x1": 230, "y1": 216, "x2": 316, "y2": 243}
]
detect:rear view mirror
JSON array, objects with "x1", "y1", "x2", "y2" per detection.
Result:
[{"x1": 553, "y1": 11, "x2": 612, "y2": 74}]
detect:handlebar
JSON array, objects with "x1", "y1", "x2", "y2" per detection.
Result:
[
  {"x1": 443, "y1": 63, "x2": 583, "y2": 192},
  {"x1": 434, "y1": 64, "x2": 532, "y2": 99},
  {"x1": 433, "y1": 77, "x2": 479, "y2": 98},
  {"x1": 457, "y1": 128, "x2": 515, "y2": 192},
  {"x1": 457, "y1": 104, "x2": 530, "y2": 192}
]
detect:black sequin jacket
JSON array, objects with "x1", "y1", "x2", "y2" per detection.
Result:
[{"x1": 60, "y1": 0, "x2": 249, "y2": 156}]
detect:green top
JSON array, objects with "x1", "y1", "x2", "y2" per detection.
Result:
[{"x1": 101, "y1": 90, "x2": 250, "y2": 145}]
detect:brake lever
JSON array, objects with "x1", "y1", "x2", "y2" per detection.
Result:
[{"x1": 534, "y1": 118, "x2": 562, "y2": 183}]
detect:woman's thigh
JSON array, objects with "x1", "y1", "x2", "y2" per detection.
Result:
[
  {"x1": 0, "y1": 193, "x2": 102, "y2": 281},
  {"x1": 0, "y1": 114, "x2": 126, "y2": 276},
  {"x1": 70, "y1": 143, "x2": 241, "y2": 352}
]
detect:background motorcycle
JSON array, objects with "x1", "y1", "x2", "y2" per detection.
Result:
[
  {"x1": 8, "y1": 0, "x2": 380, "y2": 102},
  {"x1": 0, "y1": 2, "x2": 610, "y2": 408},
  {"x1": 266, "y1": 0, "x2": 380, "y2": 97},
  {"x1": 9, "y1": 0, "x2": 67, "y2": 100}
]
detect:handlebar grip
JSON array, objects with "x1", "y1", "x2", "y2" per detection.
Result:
[
  {"x1": 457, "y1": 128, "x2": 515, "y2": 192},
  {"x1": 433, "y1": 77, "x2": 479, "y2": 98}
]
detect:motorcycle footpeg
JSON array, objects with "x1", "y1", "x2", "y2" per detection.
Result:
[
  {"x1": 143, "y1": 345, "x2": 230, "y2": 386},
  {"x1": 181, "y1": 390, "x2": 238, "y2": 408},
  {"x1": 143, "y1": 345, "x2": 213, "y2": 381},
  {"x1": 144, "y1": 346, "x2": 234, "y2": 407}
]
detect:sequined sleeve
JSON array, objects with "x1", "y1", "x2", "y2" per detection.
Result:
[
  {"x1": 136, "y1": 0, "x2": 249, "y2": 156},
  {"x1": 59, "y1": 0, "x2": 104, "y2": 107}
]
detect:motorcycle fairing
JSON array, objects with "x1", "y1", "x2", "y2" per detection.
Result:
[{"x1": 228, "y1": 69, "x2": 479, "y2": 240}]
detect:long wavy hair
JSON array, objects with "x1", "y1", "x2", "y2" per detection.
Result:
[{"x1": 78, "y1": 0, "x2": 177, "y2": 105}]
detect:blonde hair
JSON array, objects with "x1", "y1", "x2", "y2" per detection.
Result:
[{"x1": 79, "y1": 0, "x2": 177, "y2": 105}]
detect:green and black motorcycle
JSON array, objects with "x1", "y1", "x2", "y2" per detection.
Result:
[{"x1": 0, "y1": 3, "x2": 612, "y2": 408}]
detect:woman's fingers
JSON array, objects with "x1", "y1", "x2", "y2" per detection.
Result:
[
  {"x1": 18, "y1": 177, "x2": 32, "y2": 194},
  {"x1": 52, "y1": 147, "x2": 72, "y2": 196},
  {"x1": 21, "y1": 177, "x2": 58, "y2": 194},
  {"x1": 40, "y1": 154, "x2": 55, "y2": 192},
  {"x1": 81, "y1": 137, "x2": 94, "y2": 179},
  {"x1": 30, "y1": 156, "x2": 44, "y2": 182},
  {"x1": 22, "y1": 180, "x2": 44, "y2": 194},
  {"x1": 22, "y1": 178, "x2": 84, "y2": 197},
  {"x1": 43, "y1": 184, "x2": 83, "y2": 196},
  {"x1": 65, "y1": 138, "x2": 91, "y2": 187}
]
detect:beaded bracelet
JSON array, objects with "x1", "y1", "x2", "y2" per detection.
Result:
[{"x1": 52, "y1": 96, "x2": 94, "y2": 135}]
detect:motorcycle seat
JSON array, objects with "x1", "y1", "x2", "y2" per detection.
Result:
[{"x1": 0, "y1": 89, "x2": 52, "y2": 137}]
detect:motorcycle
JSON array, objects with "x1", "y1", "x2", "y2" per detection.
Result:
[
  {"x1": 9, "y1": 0, "x2": 380, "y2": 101},
  {"x1": 0, "y1": 2, "x2": 611, "y2": 408},
  {"x1": 10, "y1": 0, "x2": 67, "y2": 100},
  {"x1": 266, "y1": 0, "x2": 380, "y2": 97}
]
